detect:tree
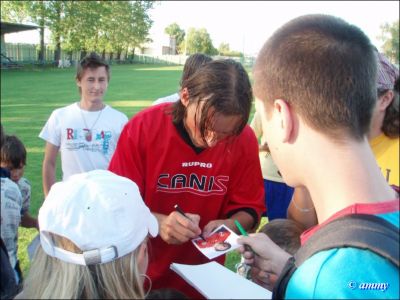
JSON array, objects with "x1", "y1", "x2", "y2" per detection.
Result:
[
  {"x1": 0, "y1": 1, "x2": 29, "y2": 22},
  {"x1": 165, "y1": 22, "x2": 185, "y2": 54},
  {"x1": 184, "y1": 27, "x2": 217, "y2": 55},
  {"x1": 1, "y1": 1, "x2": 66, "y2": 63},
  {"x1": 378, "y1": 20, "x2": 399, "y2": 65},
  {"x1": 218, "y1": 42, "x2": 230, "y2": 56},
  {"x1": 1, "y1": 0, "x2": 155, "y2": 62},
  {"x1": 127, "y1": 1, "x2": 155, "y2": 58}
]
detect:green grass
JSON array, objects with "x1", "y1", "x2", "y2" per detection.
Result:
[{"x1": 1, "y1": 63, "x2": 258, "y2": 276}]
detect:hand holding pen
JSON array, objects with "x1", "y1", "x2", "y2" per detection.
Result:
[
  {"x1": 174, "y1": 204, "x2": 206, "y2": 241},
  {"x1": 236, "y1": 229, "x2": 292, "y2": 288},
  {"x1": 154, "y1": 205, "x2": 203, "y2": 245}
]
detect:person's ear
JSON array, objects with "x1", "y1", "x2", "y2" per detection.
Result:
[
  {"x1": 180, "y1": 88, "x2": 190, "y2": 107},
  {"x1": 378, "y1": 90, "x2": 394, "y2": 111},
  {"x1": 137, "y1": 242, "x2": 148, "y2": 274},
  {"x1": 273, "y1": 99, "x2": 293, "y2": 143},
  {"x1": 76, "y1": 77, "x2": 81, "y2": 88}
]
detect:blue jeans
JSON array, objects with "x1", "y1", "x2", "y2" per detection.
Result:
[{"x1": 263, "y1": 179, "x2": 294, "y2": 220}]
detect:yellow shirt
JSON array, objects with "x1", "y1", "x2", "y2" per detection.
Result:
[{"x1": 370, "y1": 134, "x2": 399, "y2": 186}]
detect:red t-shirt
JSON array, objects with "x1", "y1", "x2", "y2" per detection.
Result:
[
  {"x1": 108, "y1": 103, "x2": 265, "y2": 298},
  {"x1": 301, "y1": 198, "x2": 400, "y2": 245}
]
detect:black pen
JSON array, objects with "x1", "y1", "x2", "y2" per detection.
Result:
[{"x1": 174, "y1": 204, "x2": 206, "y2": 241}]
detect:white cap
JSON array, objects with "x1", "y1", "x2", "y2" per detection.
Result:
[{"x1": 39, "y1": 170, "x2": 158, "y2": 265}]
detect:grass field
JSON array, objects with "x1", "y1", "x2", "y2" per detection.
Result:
[{"x1": 1, "y1": 63, "x2": 262, "y2": 277}]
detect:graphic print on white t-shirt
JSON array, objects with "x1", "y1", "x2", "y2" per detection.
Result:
[
  {"x1": 65, "y1": 127, "x2": 112, "y2": 155},
  {"x1": 39, "y1": 103, "x2": 128, "y2": 180}
]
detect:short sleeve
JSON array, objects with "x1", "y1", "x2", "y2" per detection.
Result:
[{"x1": 39, "y1": 110, "x2": 61, "y2": 146}]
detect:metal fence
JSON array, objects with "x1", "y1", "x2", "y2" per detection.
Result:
[{"x1": 1, "y1": 43, "x2": 255, "y2": 68}]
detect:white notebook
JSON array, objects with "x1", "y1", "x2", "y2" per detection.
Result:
[{"x1": 170, "y1": 261, "x2": 272, "y2": 299}]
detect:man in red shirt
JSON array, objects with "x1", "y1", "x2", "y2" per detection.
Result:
[{"x1": 109, "y1": 59, "x2": 265, "y2": 298}]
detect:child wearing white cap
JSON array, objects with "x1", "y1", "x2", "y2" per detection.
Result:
[{"x1": 18, "y1": 170, "x2": 158, "y2": 299}]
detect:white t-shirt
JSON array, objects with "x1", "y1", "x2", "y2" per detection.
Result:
[
  {"x1": 39, "y1": 103, "x2": 128, "y2": 180},
  {"x1": 152, "y1": 92, "x2": 180, "y2": 106}
]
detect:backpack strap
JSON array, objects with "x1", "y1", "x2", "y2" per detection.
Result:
[
  {"x1": 294, "y1": 213, "x2": 399, "y2": 267},
  {"x1": 273, "y1": 213, "x2": 399, "y2": 299}
]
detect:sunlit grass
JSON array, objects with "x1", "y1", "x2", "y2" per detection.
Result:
[
  {"x1": 135, "y1": 66, "x2": 182, "y2": 71},
  {"x1": 109, "y1": 100, "x2": 154, "y2": 107}
]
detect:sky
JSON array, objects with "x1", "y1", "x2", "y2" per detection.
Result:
[{"x1": 5, "y1": 1, "x2": 399, "y2": 56}]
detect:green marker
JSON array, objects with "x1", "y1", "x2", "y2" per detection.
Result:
[
  {"x1": 234, "y1": 219, "x2": 248, "y2": 236},
  {"x1": 235, "y1": 219, "x2": 254, "y2": 252}
]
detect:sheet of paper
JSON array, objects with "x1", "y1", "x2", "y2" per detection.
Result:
[
  {"x1": 170, "y1": 261, "x2": 272, "y2": 299},
  {"x1": 191, "y1": 224, "x2": 240, "y2": 259}
]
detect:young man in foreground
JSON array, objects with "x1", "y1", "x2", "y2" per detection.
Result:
[{"x1": 238, "y1": 14, "x2": 399, "y2": 298}]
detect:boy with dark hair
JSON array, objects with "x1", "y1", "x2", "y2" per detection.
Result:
[
  {"x1": 0, "y1": 124, "x2": 20, "y2": 299},
  {"x1": 39, "y1": 52, "x2": 128, "y2": 197},
  {"x1": 1, "y1": 134, "x2": 38, "y2": 289},
  {"x1": 238, "y1": 14, "x2": 399, "y2": 298}
]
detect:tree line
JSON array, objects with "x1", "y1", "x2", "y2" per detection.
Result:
[
  {"x1": 1, "y1": 0, "x2": 155, "y2": 62},
  {"x1": 164, "y1": 22, "x2": 243, "y2": 57},
  {"x1": 1, "y1": 1, "x2": 397, "y2": 64}
]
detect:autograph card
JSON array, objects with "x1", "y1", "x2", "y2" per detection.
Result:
[{"x1": 191, "y1": 224, "x2": 240, "y2": 259}]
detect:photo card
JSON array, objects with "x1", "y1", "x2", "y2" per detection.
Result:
[{"x1": 191, "y1": 224, "x2": 240, "y2": 259}]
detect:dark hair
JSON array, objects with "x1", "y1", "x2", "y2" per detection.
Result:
[
  {"x1": 253, "y1": 14, "x2": 377, "y2": 141},
  {"x1": 1, "y1": 135, "x2": 27, "y2": 168},
  {"x1": 170, "y1": 59, "x2": 252, "y2": 144},
  {"x1": 76, "y1": 52, "x2": 110, "y2": 82},
  {"x1": 180, "y1": 53, "x2": 212, "y2": 86},
  {"x1": 378, "y1": 76, "x2": 400, "y2": 138},
  {"x1": 259, "y1": 219, "x2": 302, "y2": 255}
]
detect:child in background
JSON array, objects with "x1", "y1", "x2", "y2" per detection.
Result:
[
  {"x1": 0, "y1": 124, "x2": 20, "y2": 298},
  {"x1": 1, "y1": 135, "x2": 38, "y2": 229},
  {"x1": 258, "y1": 219, "x2": 301, "y2": 255},
  {"x1": 1, "y1": 133, "x2": 38, "y2": 289}
]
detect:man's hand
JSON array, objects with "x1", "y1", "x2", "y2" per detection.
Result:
[
  {"x1": 237, "y1": 233, "x2": 291, "y2": 290},
  {"x1": 154, "y1": 212, "x2": 202, "y2": 245}
]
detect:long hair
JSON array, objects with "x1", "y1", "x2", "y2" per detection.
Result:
[
  {"x1": 170, "y1": 59, "x2": 252, "y2": 144},
  {"x1": 22, "y1": 235, "x2": 146, "y2": 299}
]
